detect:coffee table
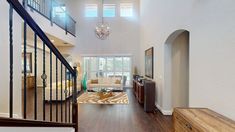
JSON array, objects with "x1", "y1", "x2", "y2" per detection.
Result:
[
  {"x1": 88, "y1": 87, "x2": 123, "y2": 92},
  {"x1": 90, "y1": 87, "x2": 115, "y2": 99}
]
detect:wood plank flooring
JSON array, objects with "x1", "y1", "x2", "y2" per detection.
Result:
[{"x1": 25, "y1": 88, "x2": 173, "y2": 132}]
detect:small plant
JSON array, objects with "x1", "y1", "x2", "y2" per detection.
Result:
[{"x1": 100, "y1": 88, "x2": 107, "y2": 92}]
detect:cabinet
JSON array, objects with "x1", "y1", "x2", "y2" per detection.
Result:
[
  {"x1": 133, "y1": 79, "x2": 155, "y2": 112},
  {"x1": 22, "y1": 76, "x2": 35, "y2": 89},
  {"x1": 173, "y1": 108, "x2": 235, "y2": 132},
  {"x1": 144, "y1": 80, "x2": 155, "y2": 112},
  {"x1": 133, "y1": 80, "x2": 144, "y2": 104}
]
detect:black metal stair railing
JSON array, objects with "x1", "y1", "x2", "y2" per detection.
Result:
[
  {"x1": 2, "y1": 0, "x2": 78, "y2": 131},
  {"x1": 34, "y1": 33, "x2": 38, "y2": 120}
]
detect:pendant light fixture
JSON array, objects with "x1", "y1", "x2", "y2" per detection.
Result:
[{"x1": 95, "y1": 0, "x2": 110, "y2": 40}]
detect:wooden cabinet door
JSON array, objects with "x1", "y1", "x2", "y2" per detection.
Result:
[{"x1": 138, "y1": 86, "x2": 144, "y2": 104}]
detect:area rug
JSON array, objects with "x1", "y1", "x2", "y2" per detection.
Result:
[{"x1": 77, "y1": 92, "x2": 129, "y2": 105}]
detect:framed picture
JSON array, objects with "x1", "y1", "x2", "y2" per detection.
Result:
[
  {"x1": 22, "y1": 53, "x2": 32, "y2": 73},
  {"x1": 145, "y1": 47, "x2": 154, "y2": 79}
]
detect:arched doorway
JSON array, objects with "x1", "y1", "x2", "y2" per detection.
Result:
[{"x1": 164, "y1": 30, "x2": 190, "y2": 111}]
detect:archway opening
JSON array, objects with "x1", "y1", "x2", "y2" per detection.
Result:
[{"x1": 164, "y1": 30, "x2": 190, "y2": 111}]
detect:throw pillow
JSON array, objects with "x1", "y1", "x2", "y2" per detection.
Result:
[
  {"x1": 115, "y1": 79, "x2": 121, "y2": 84},
  {"x1": 91, "y1": 79, "x2": 98, "y2": 84}
]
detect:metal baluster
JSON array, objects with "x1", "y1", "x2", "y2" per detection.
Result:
[
  {"x1": 42, "y1": 0, "x2": 45, "y2": 14},
  {"x1": 23, "y1": 21, "x2": 27, "y2": 119},
  {"x1": 22, "y1": 0, "x2": 26, "y2": 7},
  {"x1": 73, "y1": 67, "x2": 78, "y2": 103},
  {"x1": 72, "y1": 67, "x2": 78, "y2": 132},
  {"x1": 61, "y1": 63, "x2": 63, "y2": 122},
  {"x1": 71, "y1": 76, "x2": 74, "y2": 123},
  {"x1": 42, "y1": 43, "x2": 46, "y2": 121},
  {"x1": 34, "y1": 33, "x2": 37, "y2": 120},
  {"x1": 9, "y1": 4, "x2": 13, "y2": 118},
  {"x1": 56, "y1": 58, "x2": 58, "y2": 122},
  {"x1": 65, "y1": 68, "x2": 67, "y2": 123},
  {"x1": 65, "y1": 14, "x2": 68, "y2": 35},
  {"x1": 68, "y1": 73, "x2": 71, "y2": 123},
  {"x1": 50, "y1": 0, "x2": 53, "y2": 26},
  {"x1": 50, "y1": 50, "x2": 52, "y2": 121},
  {"x1": 34, "y1": 0, "x2": 36, "y2": 10}
]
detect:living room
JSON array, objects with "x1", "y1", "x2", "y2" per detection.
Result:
[{"x1": 64, "y1": 0, "x2": 235, "y2": 131}]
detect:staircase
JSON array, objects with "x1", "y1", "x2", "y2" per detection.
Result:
[{"x1": 0, "y1": 0, "x2": 78, "y2": 131}]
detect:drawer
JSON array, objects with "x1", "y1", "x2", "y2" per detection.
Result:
[
  {"x1": 174, "y1": 112, "x2": 200, "y2": 132},
  {"x1": 174, "y1": 119, "x2": 188, "y2": 132},
  {"x1": 174, "y1": 108, "x2": 235, "y2": 132}
]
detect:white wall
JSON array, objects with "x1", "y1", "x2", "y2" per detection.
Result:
[
  {"x1": 0, "y1": 0, "x2": 23, "y2": 118},
  {"x1": 140, "y1": 0, "x2": 235, "y2": 120},
  {"x1": 58, "y1": 0, "x2": 140, "y2": 72}
]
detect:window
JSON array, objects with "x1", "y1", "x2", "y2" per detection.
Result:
[
  {"x1": 103, "y1": 4, "x2": 116, "y2": 17},
  {"x1": 107, "y1": 58, "x2": 114, "y2": 71},
  {"x1": 52, "y1": 4, "x2": 66, "y2": 18},
  {"x1": 83, "y1": 56, "x2": 132, "y2": 86},
  {"x1": 115, "y1": 57, "x2": 123, "y2": 71},
  {"x1": 120, "y1": 3, "x2": 133, "y2": 17},
  {"x1": 85, "y1": 4, "x2": 98, "y2": 17}
]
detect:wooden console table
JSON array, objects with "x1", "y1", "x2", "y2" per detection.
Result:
[
  {"x1": 173, "y1": 108, "x2": 235, "y2": 132},
  {"x1": 133, "y1": 79, "x2": 155, "y2": 112}
]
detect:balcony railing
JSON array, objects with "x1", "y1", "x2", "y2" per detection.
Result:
[{"x1": 27, "y1": 0, "x2": 76, "y2": 36}]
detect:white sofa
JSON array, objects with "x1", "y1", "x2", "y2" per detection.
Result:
[
  {"x1": 87, "y1": 77, "x2": 123, "y2": 91},
  {"x1": 45, "y1": 80, "x2": 81, "y2": 101}
]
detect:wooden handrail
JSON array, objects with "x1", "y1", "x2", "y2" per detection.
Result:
[
  {"x1": 0, "y1": 117, "x2": 76, "y2": 128},
  {"x1": 7, "y1": 0, "x2": 76, "y2": 76}
]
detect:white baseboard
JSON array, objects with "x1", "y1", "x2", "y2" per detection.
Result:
[
  {"x1": 156, "y1": 103, "x2": 173, "y2": 115},
  {"x1": 0, "y1": 113, "x2": 21, "y2": 118}
]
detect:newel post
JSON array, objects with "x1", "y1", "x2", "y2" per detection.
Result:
[{"x1": 72, "y1": 67, "x2": 78, "y2": 132}]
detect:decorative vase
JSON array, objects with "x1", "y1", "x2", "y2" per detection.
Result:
[{"x1": 82, "y1": 72, "x2": 87, "y2": 92}]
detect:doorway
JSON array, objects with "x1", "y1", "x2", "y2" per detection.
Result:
[{"x1": 164, "y1": 30, "x2": 190, "y2": 111}]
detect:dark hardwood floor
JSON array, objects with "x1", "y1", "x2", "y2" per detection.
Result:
[
  {"x1": 25, "y1": 88, "x2": 173, "y2": 132},
  {"x1": 77, "y1": 88, "x2": 173, "y2": 132}
]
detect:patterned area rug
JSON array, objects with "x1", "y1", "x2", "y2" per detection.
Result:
[{"x1": 77, "y1": 92, "x2": 129, "y2": 105}]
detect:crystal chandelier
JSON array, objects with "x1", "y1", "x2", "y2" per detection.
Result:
[
  {"x1": 95, "y1": 0, "x2": 110, "y2": 40},
  {"x1": 95, "y1": 22, "x2": 110, "y2": 40}
]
